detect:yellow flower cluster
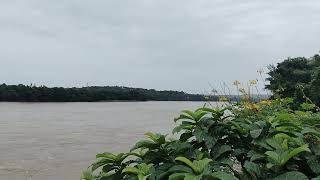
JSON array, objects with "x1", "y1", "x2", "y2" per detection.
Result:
[
  {"x1": 244, "y1": 103, "x2": 261, "y2": 111},
  {"x1": 260, "y1": 100, "x2": 272, "y2": 106},
  {"x1": 249, "y1": 79, "x2": 258, "y2": 86}
]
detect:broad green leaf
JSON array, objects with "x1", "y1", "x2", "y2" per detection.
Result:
[
  {"x1": 274, "y1": 113, "x2": 294, "y2": 122},
  {"x1": 137, "y1": 163, "x2": 154, "y2": 175},
  {"x1": 168, "y1": 165, "x2": 193, "y2": 174},
  {"x1": 144, "y1": 132, "x2": 166, "y2": 144},
  {"x1": 175, "y1": 157, "x2": 212, "y2": 174},
  {"x1": 272, "y1": 171, "x2": 308, "y2": 180},
  {"x1": 307, "y1": 157, "x2": 320, "y2": 174},
  {"x1": 181, "y1": 110, "x2": 196, "y2": 120},
  {"x1": 158, "y1": 165, "x2": 193, "y2": 179},
  {"x1": 122, "y1": 164, "x2": 153, "y2": 179},
  {"x1": 172, "y1": 125, "x2": 183, "y2": 134},
  {"x1": 248, "y1": 150, "x2": 266, "y2": 162},
  {"x1": 91, "y1": 158, "x2": 114, "y2": 171},
  {"x1": 266, "y1": 137, "x2": 286, "y2": 150},
  {"x1": 266, "y1": 162, "x2": 274, "y2": 169},
  {"x1": 80, "y1": 169, "x2": 94, "y2": 180},
  {"x1": 122, "y1": 167, "x2": 140, "y2": 175},
  {"x1": 302, "y1": 127, "x2": 320, "y2": 138},
  {"x1": 194, "y1": 111, "x2": 208, "y2": 121},
  {"x1": 172, "y1": 124, "x2": 194, "y2": 134},
  {"x1": 131, "y1": 140, "x2": 157, "y2": 151},
  {"x1": 250, "y1": 153, "x2": 266, "y2": 161},
  {"x1": 211, "y1": 171, "x2": 239, "y2": 180},
  {"x1": 179, "y1": 132, "x2": 193, "y2": 141},
  {"x1": 137, "y1": 174, "x2": 148, "y2": 180},
  {"x1": 96, "y1": 152, "x2": 117, "y2": 160},
  {"x1": 184, "y1": 174, "x2": 201, "y2": 180},
  {"x1": 192, "y1": 158, "x2": 213, "y2": 174},
  {"x1": 193, "y1": 127, "x2": 206, "y2": 142},
  {"x1": 213, "y1": 145, "x2": 232, "y2": 159},
  {"x1": 175, "y1": 157, "x2": 197, "y2": 173},
  {"x1": 311, "y1": 144, "x2": 320, "y2": 155},
  {"x1": 99, "y1": 172, "x2": 122, "y2": 180},
  {"x1": 102, "y1": 165, "x2": 117, "y2": 173},
  {"x1": 168, "y1": 173, "x2": 186, "y2": 180},
  {"x1": 175, "y1": 114, "x2": 195, "y2": 122},
  {"x1": 281, "y1": 144, "x2": 310, "y2": 165},
  {"x1": 274, "y1": 122, "x2": 302, "y2": 131},
  {"x1": 115, "y1": 153, "x2": 129, "y2": 162},
  {"x1": 265, "y1": 151, "x2": 280, "y2": 165},
  {"x1": 230, "y1": 121, "x2": 247, "y2": 134},
  {"x1": 219, "y1": 158, "x2": 234, "y2": 167},
  {"x1": 250, "y1": 129, "x2": 263, "y2": 139},
  {"x1": 243, "y1": 161, "x2": 262, "y2": 178}
]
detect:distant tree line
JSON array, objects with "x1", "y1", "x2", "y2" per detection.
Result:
[
  {"x1": 266, "y1": 53, "x2": 320, "y2": 106},
  {"x1": 0, "y1": 84, "x2": 220, "y2": 102}
]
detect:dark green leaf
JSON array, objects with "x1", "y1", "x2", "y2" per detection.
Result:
[
  {"x1": 243, "y1": 161, "x2": 262, "y2": 178},
  {"x1": 250, "y1": 129, "x2": 263, "y2": 139},
  {"x1": 308, "y1": 157, "x2": 320, "y2": 174},
  {"x1": 272, "y1": 171, "x2": 308, "y2": 180},
  {"x1": 211, "y1": 171, "x2": 239, "y2": 180}
]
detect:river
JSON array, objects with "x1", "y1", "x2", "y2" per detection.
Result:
[{"x1": 0, "y1": 101, "x2": 218, "y2": 180}]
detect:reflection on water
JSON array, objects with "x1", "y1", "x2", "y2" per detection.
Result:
[{"x1": 0, "y1": 101, "x2": 217, "y2": 180}]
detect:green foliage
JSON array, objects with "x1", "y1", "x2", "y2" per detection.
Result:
[
  {"x1": 266, "y1": 54, "x2": 320, "y2": 107},
  {"x1": 122, "y1": 163, "x2": 154, "y2": 180},
  {"x1": 0, "y1": 84, "x2": 218, "y2": 102},
  {"x1": 82, "y1": 99, "x2": 320, "y2": 179}
]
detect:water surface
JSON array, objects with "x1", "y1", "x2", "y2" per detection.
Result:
[{"x1": 0, "y1": 101, "x2": 216, "y2": 180}]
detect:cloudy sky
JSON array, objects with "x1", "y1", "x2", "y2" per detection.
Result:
[{"x1": 1, "y1": 0, "x2": 320, "y2": 93}]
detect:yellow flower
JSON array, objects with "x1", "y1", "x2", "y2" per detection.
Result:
[
  {"x1": 260, "y1": 100, "x2": 272, "y2": 106},
  {"x1": 249, "y1": 80, "x2": 258, "y2": 86},
  {"x1": 244, "y1": 103, "x2": 260, "y2": 111}
]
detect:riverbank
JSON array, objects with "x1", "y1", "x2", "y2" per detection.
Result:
[{"x1": 0, "y1": 84, "x2": 219, "y2": 102}]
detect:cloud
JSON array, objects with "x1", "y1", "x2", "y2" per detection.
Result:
[{"x1": 0, "y1": 0, "x2": 319, "y2": 93}]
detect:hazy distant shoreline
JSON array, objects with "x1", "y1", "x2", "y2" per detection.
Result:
[
  {"x1": 0, "y1": 83, "x2": 219, "y2": 102},
  {"x1": 0, "y1": 84, "x2": 269, "y2": 102}
]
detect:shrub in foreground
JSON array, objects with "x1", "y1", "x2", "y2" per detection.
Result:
[{"x1": 82, "y1": 99, "x2": 320, "y2": 180}]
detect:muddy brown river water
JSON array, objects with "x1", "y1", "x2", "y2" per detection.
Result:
[{"x1": 0, "y1": 101, "x2": 218, "y2": 180}]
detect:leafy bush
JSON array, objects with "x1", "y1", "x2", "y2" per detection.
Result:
[
  {"x1": 266, "y1": 54, "x2": 320, "y2": 106},
  {"x1": 81, "y1": 99, "x2": 320, "y2": 180}
]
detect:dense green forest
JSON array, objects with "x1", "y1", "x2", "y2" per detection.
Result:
[
  {"x1": 0, "y1": 84, "x2": 219, "y2": 102},
  {"x1": 266, "y1": 53, "x2": 320, "y2": 106}
]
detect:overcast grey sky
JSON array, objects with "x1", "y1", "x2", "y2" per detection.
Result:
[{"x1": 1, "y1": 0, "x2": 320, "y2": 93}]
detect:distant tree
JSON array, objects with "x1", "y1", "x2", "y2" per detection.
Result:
[
  {"x1": 266, "y1": 53, "x2": 320, "y2": 106},
  {"x1": 0, "y1": 84, "x2": 219, "y2": 102}
]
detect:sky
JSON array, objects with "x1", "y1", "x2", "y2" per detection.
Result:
[{"x1": 1, "y1": 0, "x2": 320, "y2": 93}]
